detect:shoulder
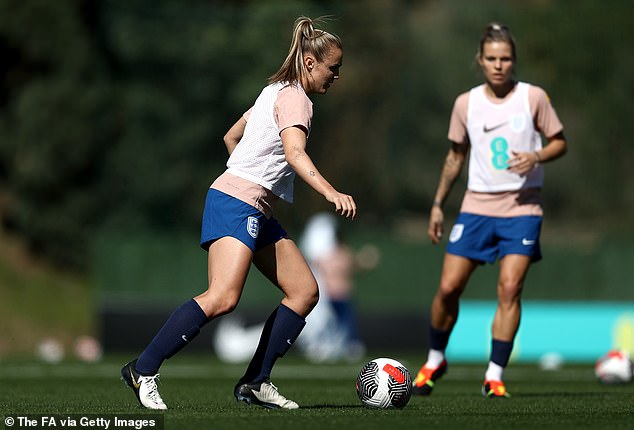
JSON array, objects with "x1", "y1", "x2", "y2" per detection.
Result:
[
  {"x1": 455, "y1": 89, "x2": 471, "y2": 105},
  {"x1": 454, "y1": 84, "x2": 484, "y2": 109},
  {"x1": 278, "y1": 83, "x2": 311, "y2": 102},
  {"x1": 275, "y1": 83, "x2": 312, "y2": 113},
  {"x1": 452, "y1": 90, "x2": 471, "y2": 112},
  {"x1": 448, "y1": 89, "x2": 473, "y2": 143},
  {"x1": 525, "y1": 83, "x2": 551, "y2": 106},
  {"x1": 526, "y1": 83, "x2": 546, "y2": 96}
]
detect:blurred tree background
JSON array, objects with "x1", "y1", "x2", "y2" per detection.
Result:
[
  {"x1": 2, "y1": 0, "x2": 633, "y2": 269},
  {"x1": 1, "y1": 0, "x2": 633, "y2": 354}
]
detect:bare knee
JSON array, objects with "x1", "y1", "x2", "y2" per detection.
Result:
[
  {"x1": 437, "y1": 279, "x2": 464, "y2": 304},
  {"x1": 195, "y1": 290, "x2": 240, "y2": 318},
  {"x1": 497, "y1": 277, "x2": 523, "y2": 306},
  {"x1": 300, "y1": 280, "x2": 320, "y2": 312},
  {"x1": 283, "y1": 279, "x2": 319, "y2": 317},
  {"x1": 305, "y1": 285, "x2": 319, "y2": 311}
]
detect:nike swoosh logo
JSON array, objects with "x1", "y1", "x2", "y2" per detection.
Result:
[
  {"x1": 129, "y1": 369, "x2": 141, "y2": 389},
  {"x1": 181, "y1": 335, "x2": 189, "y2": 342},
  {"x1": 286, "y1": 339, "x2": 293, "y2": 345},
  {"x1": 522, "y1": 238, "x2": 536, "y2": 246},
  {"x1": 483, "y1": 122, "x2": 507, "y2": 133}
]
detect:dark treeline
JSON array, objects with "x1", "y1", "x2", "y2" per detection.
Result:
[{"x1": 1, "y1": 0, "x2": 632, "y2": 268}]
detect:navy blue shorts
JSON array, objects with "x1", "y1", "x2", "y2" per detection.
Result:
[
  {"x1": 199, "y1": 189, "x2": 287, "y2": 252},
  {"x1": 446, "y1": 213, "x2": 542, "y2": 264}
]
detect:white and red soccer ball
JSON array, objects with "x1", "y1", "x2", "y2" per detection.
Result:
[
  {"x1": 356, "y1": 357, "x2": 412, "y2": 408},
  {"x1": 594, "y1": 349, "x2": 633, "y2": 384}
]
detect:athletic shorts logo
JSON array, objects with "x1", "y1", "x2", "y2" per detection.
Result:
[
  {"x1": 522, "y1": 238, "x2": 536, "y2": 246},
  {"x1": 247, "y1": 216, "x2": 260, "y2": 239},
  {"x1": 449, "y1": 224, "x2": 464, "y2": 243}
]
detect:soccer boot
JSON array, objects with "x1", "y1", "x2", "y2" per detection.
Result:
[
  {"x1": 121, "y1": 359, "x2": 168, "y2": 410},
  {"x1": 482, "y1": 380, "x2": 511, "y2": 398},
  {"x1": 234, "y1": 379, "x2": 299, "y2": 409},
  {"x1": 412, "y1": 360, "x2": 447, "y2": 396}
]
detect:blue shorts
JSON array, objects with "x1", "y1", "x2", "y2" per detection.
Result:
[
  {"x1": 446, "y1": 213, "x2": 542, "y2": 264},
  {"x1": 199, "y1": 189, "x2": 287, "y2": 252}
]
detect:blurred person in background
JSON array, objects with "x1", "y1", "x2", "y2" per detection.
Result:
[
  {"x1": 412, "y1": 23, "x2": 567, "y2": 398},
  {"x1": 121, "y1": 16, "x2": 355, "y2": 410},
  {"x1": 297, "y1": 212, "x2": 379, "y2": 362}
]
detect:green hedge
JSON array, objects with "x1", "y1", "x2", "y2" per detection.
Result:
[{"x1": 93, "y1": 228, "x2": 634, "y2": 312}]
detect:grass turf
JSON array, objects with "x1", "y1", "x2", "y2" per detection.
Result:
[{"x1": 1, "y1": 355, "x2": 633, "y2": 430}]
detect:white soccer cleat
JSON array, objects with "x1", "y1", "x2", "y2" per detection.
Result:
[
  {"x1": 234, "y1": 379, "x2": 299, "y2": 409},
  {"x1": 121, "y1": 359, "x2": 168, "y2": 410},
  {"x1": 137, "y1": 374, "x2": 168, "y2": 410}
]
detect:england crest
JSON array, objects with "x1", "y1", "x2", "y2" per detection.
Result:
[
  {"x1": 509, "y1": 113, "x2": 527, "y2": 133},
  {"x1": 247, "y1": 216, "x2": 259, "y2": 239},
  {"x1": 449, "y1": 223, "x2": 464, "y2": 243}
]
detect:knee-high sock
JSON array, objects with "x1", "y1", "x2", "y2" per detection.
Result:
[
  {"x1": 239, "y1": 304, "x2": 306, "y2": 384},
  {"x1": 136, "y1": 299, "x2": 209, "y2": 375},
  {"x1": 490, "y1": 338, "x2": 514, "y2": 367},
  {"x1": 428, "y1": 325, "x2": 452, "y2": 351}
]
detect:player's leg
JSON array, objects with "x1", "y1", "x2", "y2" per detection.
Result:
[
  {"x1": 122, "y1": 236, "x2": 253, "y2": 409},
  {"x1": 483, "y1": 215, "x2": 541, "y2": 397},
  {"x1": 234, "y1": 237, "x2": 318, "y2": 409},
  {"x1": 254, "y1": 237, "x2": 319, "y2": 317},
  {"x1": 483, "y1": 253, "x2": 531, "y2": 398},
  {"x1": 431, "y1": 253, "x2": 479, "y2": 331},
  {"x1": 492, "y1": 253, "x2": 531, "y2": 340},
  {"x1": 140, "y1": 237, "x2": 252, "y2": 371},
  {"x1": 122, "y1": 188, "x2": 261, "y2": 410},
  {"x1": 195, "y1": 236, "x2": 254, "y2": 318},
  {"x1": 413, "y1": 253, "x2": 478, "y2": 395}
]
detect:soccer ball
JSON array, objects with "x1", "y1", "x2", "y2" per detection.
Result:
[
  {"x1": 594, "y1": 349, "x2": 633, "y2": 384},
  {"x1": 356, "y1": 357, "x2": 412, "y2": 408}
]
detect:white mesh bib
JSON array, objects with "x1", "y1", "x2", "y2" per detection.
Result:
[
  {"x1": 466, "y1": 82, "x2": 544, "y2": 192},
  {"x1": 227, "y1": 82, "x2": 310, "y2": 203}
]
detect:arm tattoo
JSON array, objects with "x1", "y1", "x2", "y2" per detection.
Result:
[
  {"x1": 309, "y1": 170, "x2": 315, "y2": 176},
  {"x1": 437, "y1": 149, "x2": 465, "y2": 200}
]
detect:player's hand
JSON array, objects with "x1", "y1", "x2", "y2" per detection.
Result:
[
  {"x1": 326, "y1": 191, "x2": 357, "y2": 219},
  {"x1": 428, "y1": 206, "x2": 444, "y2": 244},
  {"x1": 507, "y1": 151, "x2": 539, "y2": 176}
]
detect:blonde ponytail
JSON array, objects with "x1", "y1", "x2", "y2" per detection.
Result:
[{"x1": 269, "y1": 16, "x2": 342, "y2": 85}]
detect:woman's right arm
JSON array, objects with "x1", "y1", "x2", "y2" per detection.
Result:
[
  {"x1": 223, "y1": 116, "x2": 247, "y2": 155},
  {"x1": 428, "y1": 142, "x2": 468, "y2": 244}
]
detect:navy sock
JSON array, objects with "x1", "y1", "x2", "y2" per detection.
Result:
[
  {"x1": 429, "y1": 325, "x2": 452, "y2": 351},
  {"x1": 136, "y1": 299, "x2": 209, "y2": 375},
  {"x1": 239, "y1": 304, "x2": 306, "y2": 384},
  {"x1": 490, "y1": 338, "x2": 514, "y2": 367}
]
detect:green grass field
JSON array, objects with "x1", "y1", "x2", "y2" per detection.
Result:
[{"x1": 1, "y1": 355, "x2": 633, "y2": 430}]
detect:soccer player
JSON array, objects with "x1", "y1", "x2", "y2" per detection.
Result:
[
  {"x1": 412, "y1": 23, "x2": 567, "y2": 398},
  {"x1": 121, "y1": 16, "x2": 356, "y2": 410}
]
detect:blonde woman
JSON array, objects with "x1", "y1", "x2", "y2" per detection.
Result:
[{"x1": 121, "y1": 16, "x2": 355, "y2": 410}]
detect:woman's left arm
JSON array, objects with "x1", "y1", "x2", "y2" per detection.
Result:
[
  {"x1": 282, "y1": 126, "x2": 356, "y2": 219},
  {"x1": 535, "y1": 131, "x2": 567, "y2": 163},
  {"x1": 508, "y1": 131, "x2": 567, "y2": 175}
]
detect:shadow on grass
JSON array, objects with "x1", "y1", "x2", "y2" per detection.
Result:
[
  {"x1": 518, "y1": 392, "x2": 628, "y2": 398},
  {"x1": 300, "y1": 404, "x2": 367, "y2": 409}
]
